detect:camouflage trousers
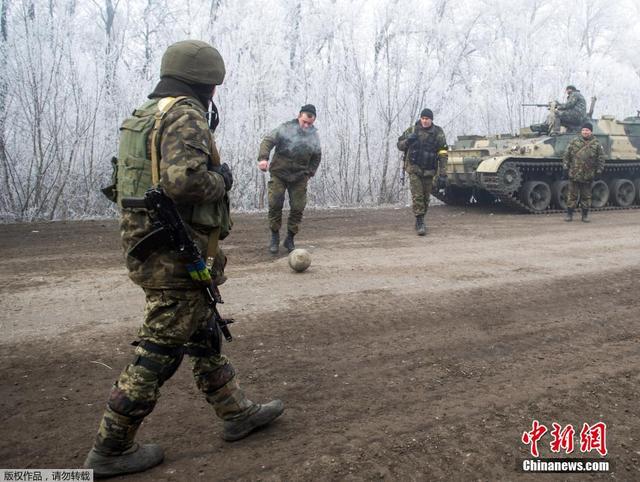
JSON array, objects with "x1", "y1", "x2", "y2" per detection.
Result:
[
  {"x1": 93, "y1": 288, "x2": 254, "y2": 454},
  {"x1": 409, "y1": 173, "x2": 434, "y2": 216},
  {"x1": 268, "y1": 175, "x2": 308, "y2": 234},
  {"x1": 567, "y1": 180, "x2": 592, "y2": 209},
  {"x1": 550, "y1": 110, "x2": 584, "y2": 132}
]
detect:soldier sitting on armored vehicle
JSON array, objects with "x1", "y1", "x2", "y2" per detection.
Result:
[{"x1": 530, "y1": 85, "x2": 587, "y2": 135}]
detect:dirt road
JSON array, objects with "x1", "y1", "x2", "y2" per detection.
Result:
[{"x1": 1, "y1": 205, "x2": 639, "y2": 480}]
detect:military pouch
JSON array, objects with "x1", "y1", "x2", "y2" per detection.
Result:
[
  {"x1": 114, "y1": 100, "x2": 161, "y2": 206},
  {"x1": 410, "y1": 150, "x2": 437, "y2": 170},
  {"x1": 425, "y1": 152, "x2": 438, "y2": 171},
  {"x1": 116, "y1": 156, "x2": 153, "y2": 207},
  {"x1": 190, "y1": 196, "x2": 232, "y2": 240},
  {"x1": 100, "y1": 156, "x2": 118, "y2": 203}
]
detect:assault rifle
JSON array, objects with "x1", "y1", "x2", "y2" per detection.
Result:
[
  {"x1": 521, "y1": 103, "x2": 552, "y2": 108},
  {"x1": 121, "y1": 188, "x2": 234, "y2": 341}
]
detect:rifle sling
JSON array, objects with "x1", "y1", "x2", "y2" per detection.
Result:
[
  {"x1": 127, "y1": 227, "x2": 172, "y2": 262},
  {"x1": 573, "y1": 140, "x2": 596, "y2": 161}
]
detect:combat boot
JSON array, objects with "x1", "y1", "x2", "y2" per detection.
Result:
[
  {"x1": 581, "y1": 208, "x2": 590, "y2": 223},
  {"x1": 205, "y1": 377, "x2": 284, "y2": 441},
  {"x1": 564, "y1": 208, "x2": 574, "y2": 222},
  {"x1": 84, "y1": 444, "x2": 164, "y2": 479},
  {"x1": 222, "y1": 400, "x2": 285, "y2": 442},
  {"x1": 415, "y1": 215, "x2": 426, "y2": 236},
  {"x1": 283, "y1": 231, "x2": 296, "y2": 252},
  {"x1": 84, "y1": 408, "x2": 164, "y2": 478},
  {"x1": 269, "y1": 230, "x2": 279, "y2": 254},
  {"x1": 530, "y1": 123, "x2": 549, "y2": 134}
]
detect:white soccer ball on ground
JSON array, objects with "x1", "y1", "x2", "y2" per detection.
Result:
[{"x1": 288, "y1": 248, "x2": 311, "y2": 273}]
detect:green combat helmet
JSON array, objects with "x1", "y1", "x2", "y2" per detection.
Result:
[
  {"x1": 160, "y1": 39, "x2": 226, "y2": 85},
  {"x1": 102, "y1": 40, "x2": 228, "y2": 207}
]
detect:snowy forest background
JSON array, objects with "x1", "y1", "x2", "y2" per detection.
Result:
[{"x1": 1, "y1": 0, "x2": 639, "y2": 221}]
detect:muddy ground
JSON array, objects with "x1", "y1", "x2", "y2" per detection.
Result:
[{"x1": 1, "y1": 205, "x2": 639, "y2": 481}]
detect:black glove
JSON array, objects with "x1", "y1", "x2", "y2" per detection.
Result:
[
  {"x1": 561, "y1": 168, "x2": 568, "y2": 180},
  {"x1": 212, "y1": 163, "x2": 233, "y2": 191},
  {"x1": 437, "y1": 175, "x2": 447, "y2": 190},
  {"x1": 406, "y1": 133, "x2": 418, "y2": 145}
]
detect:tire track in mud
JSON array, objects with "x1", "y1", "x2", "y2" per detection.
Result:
[
  {"x1": 2, "y1": 266, "x2": 637, "y2": 480},
  {"x1": 217, "y1": 266, "x2": 640, "y2": 479},
  {"x1": 2, "y1": 208, "x2": 639, "y2": 480}
]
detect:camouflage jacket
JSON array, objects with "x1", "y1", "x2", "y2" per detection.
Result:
[
  {"x1": 258, "y1": 119, "x2": 322, "y2": 183},
  {"x1": 397, "y1": 122, "x2": 448, "y2": 176},
  {"x1": 562, "y1": 135, "x2": 605, "y2": 182},
  {"x1": 121, "y1": 96, "x2": 228, "y2": 289},
  {"x1": 557, "y1": 90, "x2": 586, "y2": 117}
]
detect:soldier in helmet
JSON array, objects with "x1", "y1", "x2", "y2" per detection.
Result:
[
  {"x1": 257, "y1": 105, "x2": 322, "y2": 254},
  {"x1": 562, "y1": 121, "x2": 605, "y2": 223},
  {"x1": 397, "y1": 108, "x2": 448, "y2": 235},
  {"x1": 84, "y1": 40, "x2": 284, "y2": 477},
  {"x1": 549, "y1": 85, "x2": 587, "y2": 134}
]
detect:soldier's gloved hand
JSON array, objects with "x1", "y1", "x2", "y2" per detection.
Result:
[
  {"x1": 212, "y1": 163, "x2": 233, "y2": 191},
  {"x1": 437, "y1": 175, "x2": 448, "y2": 190},
  {"x1": 406, "y1": 133, "x2": 418, "y2": 145}
]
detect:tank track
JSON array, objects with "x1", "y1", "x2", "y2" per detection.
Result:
[{"x1": 435, "y1": 159, "x2": 640, "y2": 214}]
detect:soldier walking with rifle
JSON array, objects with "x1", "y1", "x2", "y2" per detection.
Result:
[{"x1": 86, "y1": 40, "x2": 284, "y2": 477}]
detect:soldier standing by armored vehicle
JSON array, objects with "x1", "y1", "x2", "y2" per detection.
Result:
[
  {"x1": 551, "y1": 85, "x2": 587, "y2": 134},
  {"x1": 85, "y1": 40, "x2": 284, "y2": 477},
  {"x1": 397, "y1": 108, "x2": 448, "y2": 235},
  {"x1": 258, "y1": 105, "x2": 322, "y2": 254},
  {"x1": 563, "y1": 122, "x2": 605, "y2": 222}
]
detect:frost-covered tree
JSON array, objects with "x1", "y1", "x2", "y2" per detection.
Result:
[{"x1": 1, "y1": 0, "x2": 638, "y2": 221}]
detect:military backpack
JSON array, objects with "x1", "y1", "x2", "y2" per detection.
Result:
[{"x1": 102, "y1": 96, "x2": 187, "y2": 207}]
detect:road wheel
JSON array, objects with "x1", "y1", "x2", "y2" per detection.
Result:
[
  {"x1": 634, "y1": 178, "x2": 640, "y2": 204},
  {"x1": 496, "y1": 163, "x2": 522, "y2": 193},
  {"x1": 520, "y1": 181, "x2": 551, "y2": 212},
  {"x1": 608, "y1": 179, "x2": 635, "y2": 207},
  {"x1": 551, "y1": 180, "x2": 569, "y2": 210},
  {"x1": 590, "y1": 180, "x2": 609, "y2": 208}
]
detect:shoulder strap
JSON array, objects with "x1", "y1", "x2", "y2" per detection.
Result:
[
  {"x1": 573, "y1": 139, "x2": 592, "y2": 157},
  {"x1": 150, "y1": 96, "x2": 188, "y2": 185}
]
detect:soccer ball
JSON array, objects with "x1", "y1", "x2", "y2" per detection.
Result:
[{"x1": 288, "y1": 249, "x2": 311, "y2": 273}]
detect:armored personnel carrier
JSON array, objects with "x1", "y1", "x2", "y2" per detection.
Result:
[{"x1": 437, "y1": 113, "x2": 640, "y2": 213}]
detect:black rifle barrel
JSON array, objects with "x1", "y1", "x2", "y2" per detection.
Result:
[{"x1": 120, "y1": 197, "x2": 147, "y2": 209}]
